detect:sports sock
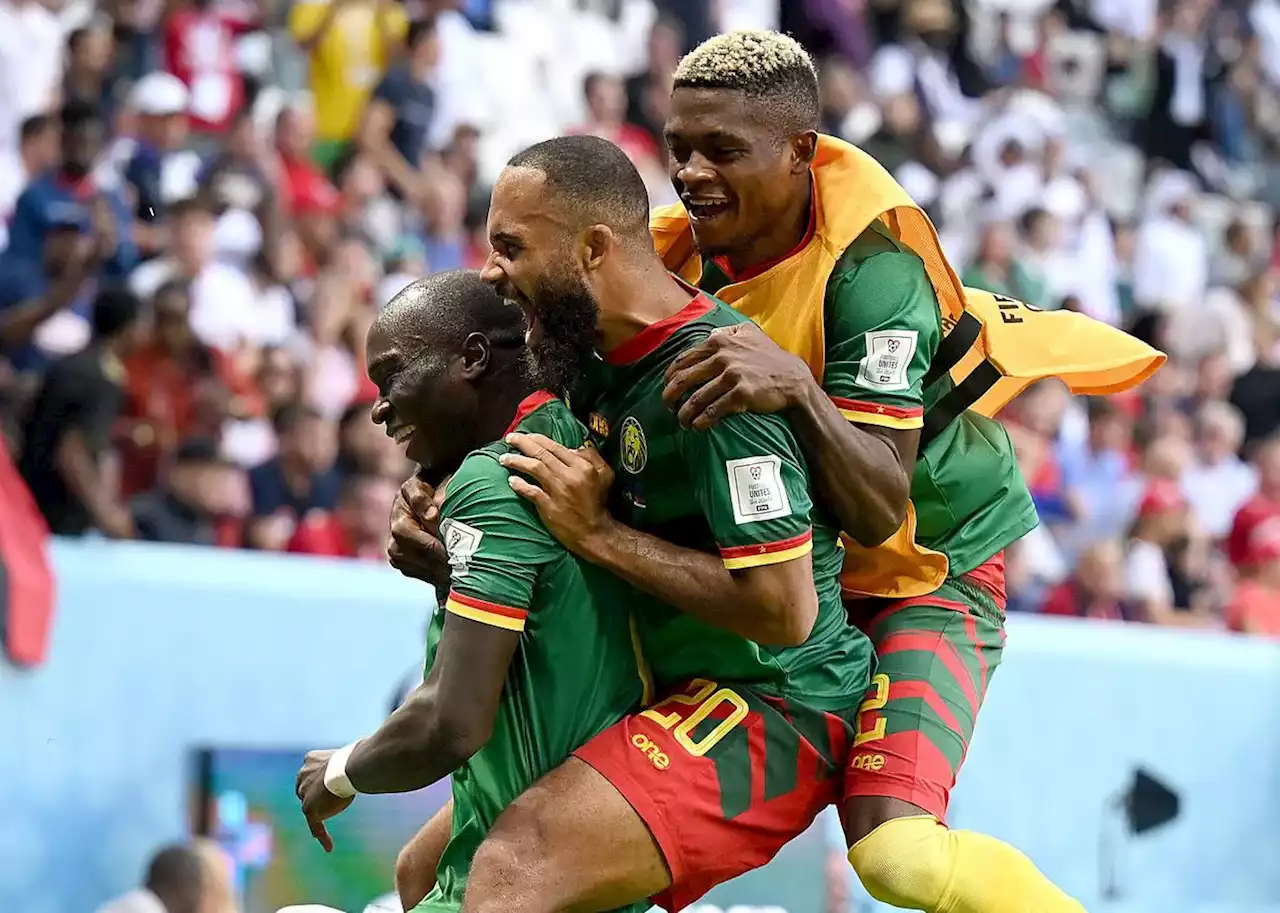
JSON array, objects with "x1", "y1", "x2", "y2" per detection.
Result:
[{"x1": 847, "y1": 815, "x2": 1085, "y2": 913}]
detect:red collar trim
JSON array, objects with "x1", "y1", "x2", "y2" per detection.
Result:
[
  {"x1": 711, "y1": 183, "x2": 817, "y2": 283},
  {"x1": 503, "y1": 390, "x2": 558, "y2": 437},
  {"x1": 604, "y1": 292, "x2": 714, "y2": 366}
]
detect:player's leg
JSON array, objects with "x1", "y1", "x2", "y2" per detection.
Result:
[
  {"x1": 842, "y1": 578, "x2": 1084, "y2": 912},
  {"x1": 462, "y1": 678, "x2": 848, "y2": 913},
  {"x1": 461, "y1": 756, "x2": 669, "y2": 913},
  {"x1": 396, "y1": 800, "x2": 453, "y2": 910}
]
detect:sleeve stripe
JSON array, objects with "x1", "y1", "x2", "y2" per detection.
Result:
[
  {"x1": 445, "y1": 591, "x2": 528, "y2": 632},
  {"x1": 830, "y1": 396, "x2": 924, "y2": 430},
  {"x1": 720, "y1": 529, "x2": 814, "y2": 570}
]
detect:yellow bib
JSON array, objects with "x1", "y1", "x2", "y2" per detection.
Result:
[{"x1": 651, "y1": 135, "x2": 1165, "y2": 599}]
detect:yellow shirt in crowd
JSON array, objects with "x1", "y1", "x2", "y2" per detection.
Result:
[{"x1": 289, "y1": 0, "x2": 408, "y2": 143}]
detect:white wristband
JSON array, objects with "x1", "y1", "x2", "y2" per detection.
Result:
[{"x1": 323, "y1": 741, "x2": 362, "y2": 798}]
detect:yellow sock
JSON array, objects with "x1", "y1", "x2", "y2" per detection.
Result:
[{"x1": 847, "y1": 815, "x2": 1086, "y2": 913}]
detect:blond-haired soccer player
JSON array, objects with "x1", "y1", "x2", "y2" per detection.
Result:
[{"x1": 648, "y1": 28, "x2": 1085, "y2": 913}]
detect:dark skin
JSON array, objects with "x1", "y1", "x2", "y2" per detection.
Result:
[
  {"x1": 481, "y1": 165, "x2": 820, "y2": 646},
  {"x1": 660, "y1": 86, "x2": 917, "y2": 550},
  {"x1": 661, "y1": 85, "x2": 927, "y2": 842},
  {"x1": 295, "y1": 302, "x2": 533, "y2": 852}
]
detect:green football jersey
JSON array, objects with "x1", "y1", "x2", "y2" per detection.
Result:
[
  {"x1": 699, "y1": 223, "x2": 1039, "y2": 576},
  {"x1": 414, "y1": 393, "x2": 646, "y2": 913},
  {"x1": 578, "y1": 297, "x2": 873, "y2": 713}
]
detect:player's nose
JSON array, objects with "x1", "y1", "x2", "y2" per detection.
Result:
[
  {"x1": 479, "y1": 256, "x2": 503, "y2": 287},
  {"x1": 370, "y1": 398, "x2": 391, "y2": 425}
]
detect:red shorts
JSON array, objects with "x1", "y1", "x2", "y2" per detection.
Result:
[
  {"x1": 842, "y1": 555, "x2": 1007, "y2": 822},
  {"x1": 574, "y1": 677, "x2": 855, "y2": 912}
]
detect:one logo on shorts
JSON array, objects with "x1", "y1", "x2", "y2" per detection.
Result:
[
  {"x1": 850, "y1": 753, "x2": 886, "y2": 772},
  {"x1": 620, "y1": 416, "x2": 647, "y2": 474},
  {"x1": 631, "y1": 732, "x2": 670, "y2": 770}
]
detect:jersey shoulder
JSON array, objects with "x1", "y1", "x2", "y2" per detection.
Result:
[
  {"x1": 660, "y1": 297, "x2": 749, "y2": 354},
  {"x1": 824, "y1": 223, "x2": 940, "y2": 332}
]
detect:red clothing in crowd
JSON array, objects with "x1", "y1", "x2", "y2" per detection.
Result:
[
  {"x1": 1227, "y1": 496, "x2": 1280, "y2": 567},
  {"x1": 287, "y1": 512, "x2": 381, "y2": 560},
  {"x1": 163, "y1": 2, "x2": 259, "y2": 132},
  {"x1": 1226, "y1": 580, "x2": 1280, "y2": 636}
]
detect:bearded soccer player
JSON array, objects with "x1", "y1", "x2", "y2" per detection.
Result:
[
  {"x1": 643, "y1": 30, "x2": 1086, "y2": 913},
  {"x1": 292, "y1": 270, "x2": 647, "y2": 913},
  {"x1": 416, "y1": 134, "x2": 872, "y2": 913}
]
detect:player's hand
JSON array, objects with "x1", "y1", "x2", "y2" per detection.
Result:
[
  {"x1": 296, "y1": 749, "x2": 355, "y2": 853},
  {"x1": 499, "y1": 433, "x2": 614, "y2": 556},
  {"x1": 387, "y1": 473, "x2": 450, "y2": 586},
  {"x1": 662, "y1": 322, "x2": 811, "y2": 430}
]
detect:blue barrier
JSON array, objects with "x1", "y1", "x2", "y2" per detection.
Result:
[{"x1": 3, "y1": 541, "x2": 1280, "y2": 913}]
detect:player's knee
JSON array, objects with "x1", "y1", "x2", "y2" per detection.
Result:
[
  {"x1": 394, "y1": 841, "x2": 432, "y2": 911},
  {"x1": 463, "y1": 808, "x2": 562, "y2": 913},
  {"x1": 847, "y1": 815, "x2": 953, "y2": 909}
]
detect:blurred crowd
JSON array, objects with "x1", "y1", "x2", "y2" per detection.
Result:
[{"x1": 0, "y1": 0, "x2": 1277, "y2": 633}]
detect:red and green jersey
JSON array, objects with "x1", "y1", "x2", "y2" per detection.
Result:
[
  {"x1": 415, "y1": 393, "x2": 646, "y2": 913},
  {"x1": 699, "y1": 223, "x2": 1038, "y2": 576},
  {"x1": 578, "y1": 297, "x2": 873, "y2": 713}
]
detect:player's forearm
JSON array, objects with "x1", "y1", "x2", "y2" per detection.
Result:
[
  {"x1": 789, "y1": 380, "x2": 911, "y2": 547},
  {"x1": 346, "y1": 683, "x2": 484, "y2": 794},
  {"x1": 582, "y1": 520, "x2": 807, "y2": 644}
]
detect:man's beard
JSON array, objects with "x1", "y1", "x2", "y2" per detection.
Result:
[{"x1": 523, "y1": 271, "x2": 599, "y2": 399}]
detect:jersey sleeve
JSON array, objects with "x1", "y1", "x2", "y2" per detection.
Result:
[
  {"x1": 676, "y1": 412, "x2": 816, "y2": 570},
  {"x1": 822, "y1": 249, "x2": 942, "y2": 431},
  {"x1": 438, "y1": 452, "x2": 562, "y2": 633}
]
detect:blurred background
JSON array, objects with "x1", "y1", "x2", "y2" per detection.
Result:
[{"x1": 0, "y1": 0, "x2": 1278, "y2": 911}]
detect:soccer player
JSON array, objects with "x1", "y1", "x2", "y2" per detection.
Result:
[
  {"x1": 434, "y1": 134, "x2": 872, "y2": 913},
  {"x1": 646, "y1": 30, "x2": 1084, "y2": 913},
  {"x1": 292, "y1": 270, "x2": 647, "y2": 913}
]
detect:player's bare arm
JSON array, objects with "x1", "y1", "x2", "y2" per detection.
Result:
[
  {"x1": 295, "y1": 611, "x2": 518, "y2": 850},
  {"x1": 501, "y1": 431, "x2": 818, "y2": 645},
  {"x1": 662, "y1": 321, "x2": 916, "y2": 547}
]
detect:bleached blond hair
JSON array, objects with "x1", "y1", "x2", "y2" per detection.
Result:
[{"x1": 673, "y1": 30, "x2": 821, "y2": 135}]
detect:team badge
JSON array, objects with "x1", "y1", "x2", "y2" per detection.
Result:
[{"x1": 619, "y1": 416, "x2": 648, "y2": 474}]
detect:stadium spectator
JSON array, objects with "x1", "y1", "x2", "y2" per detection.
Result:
[
  {"x1": 1183, "y1": 402, "x2": 1257, "y2": 539},
  {"x1": 247, "y1": 403, "x2": 340, "y2": 551},
  {"x1": 1042, "y1": 540, "x2": 1137, "y2": 620},
  {"x1": 287, "y1": 472, "x2": 398, "y2": 559},
  {"x1": 570, "y1": 70, "x2": 666, "y2": 203},
  {"x1": 93, "y1": 843, "x2": 207, "y2": 913},
  {"x1": 0, "y1": 113, "x2": 59, "y2": 228},
  {"x1": 0, "y1": 197, "x2": 114, "y2": 375},
  {"x1": 18, "y1": 288, "x2": 144, "y2": 538},
  {"x1": 122, "y1": 72, "x2": 197, "y2": 256},
  {"x1": 5, "y1": 101, "x2": 138, "y2": 279},
  {"x1": 117, "y1": 278, "x2": 230, "y2": 495},
  {"x1": 161, "y1": 0, "x2": 259, "y2": 135},
  {"x1": 360, "y1": 16, "x2": 439, "y2": 207},
  {"x1": 1226, "y1": 519, "x2": 1280, "y2": 636},
  {"x1": 288, "y1": 0, "x2": 408, "y2": 171},
  {"x1": 131, "y1": 436, "x2": 247, "y2": 546},
  {"x1": 63, "y1": 22, "x2": 118, "y2": 125}
]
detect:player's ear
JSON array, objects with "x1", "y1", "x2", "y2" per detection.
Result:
[
  {"x1": 790, "y1": 130, "x2": 818, "y2": 171},
  {"x1": 580, "y1": 224, "x2": 614, "y2": 274},
  {"x1": 459, "y1": 331, "x2": 490, "y2": 379}
]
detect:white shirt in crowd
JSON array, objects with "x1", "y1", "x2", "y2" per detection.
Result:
[
  {"x1": 130, "y1": 258, "x2": 295, "y2": 351},
  {"x1": 1183, "y1": 457, "x2": 1258, "y2": 539},
  {"x1": 1125, "y1": 539, "x2": 1174, "y2": 607},
  {"x1": 1132, "y1": 212, "x2": 1209, "y2": 312}
]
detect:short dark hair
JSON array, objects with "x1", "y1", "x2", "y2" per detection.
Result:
[
  {"x1": 175, "y1": 436, "x2": 221, "y2": 465},
  {"x1": 406, "y1": 16, "x2": 437, "y2": 49},
  {"x1": 20, "y1": 114, "x2": 55, "y2": 144},
  {"x1": 91, "y1": 287, "x2": 141, "y2": 339},
  {"x1": 144, "y1": 845, "x2": 204, "y2": 898},
  {"x1": 506, "y1": 135, "x2": 649, "y2": 240},
  {"x1": 167, "y1": 195, "x2": 215, "y2": 220},
  {"x1": 273, "y1": 402, "x2": 325, "y2": 436},
  {"x1": 582, "y1": 70, "x2": 611, "y2": 100},
  {"x1": 673, "y1": 29, "x2": 820, "y2": 138},
  {"x1": 381, "y1": 269, "x2": 527, "y2": 358},
  {"x1": 60, "y1": 98, "x2": 101, "y2": 131}
]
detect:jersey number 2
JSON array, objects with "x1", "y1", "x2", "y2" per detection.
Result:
[
  {"x1": 854, "y1": 673, "x2": 891, "y2": 747},
  {"x1": 639, "y1": 678, "x2": 749, "y2": 757}
]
